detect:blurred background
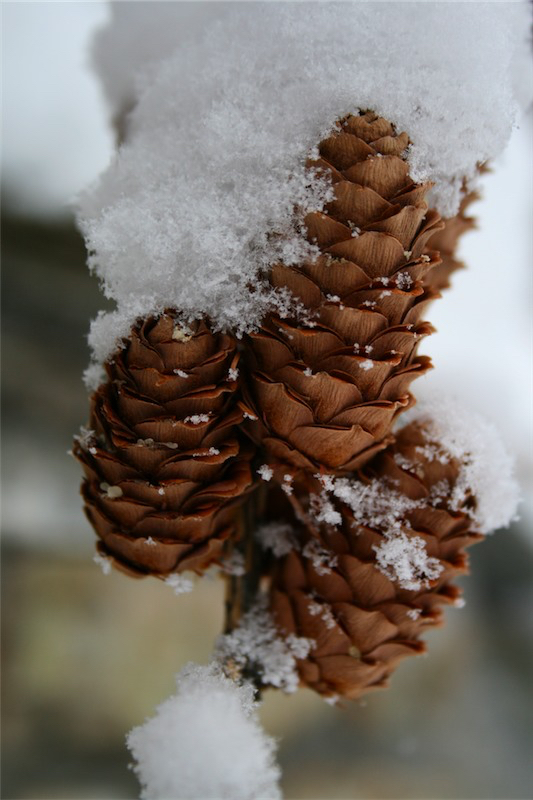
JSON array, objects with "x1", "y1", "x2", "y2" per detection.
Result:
[{"x1": 2, "y1": 2, "x2": 532, "y2": 799}]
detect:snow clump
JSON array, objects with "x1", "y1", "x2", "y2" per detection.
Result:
[
  {"x1": 127, "y1": 661, "x2": 281, "y2": 800},
  {"x1": 407, "y1": 396, "x2": 521, "y2": 534},
  {"x1": 80, "y1": 3, "x2": 529, "y2": 372},
  {"x1": 214, "y1": 596, "x2": 313, "y2": 693}
]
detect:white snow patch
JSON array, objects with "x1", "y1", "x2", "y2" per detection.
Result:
[
  {"x1": 220, "y1": 550, "x2": 247, "y2": 577},
  {"x1": 309, "y1": 492, "x2": 342, "y2": 527},
  {"x1": 315, "y1": 474, "x2": 420, "y2": 536},
  {"x1": 255, "y1": 521, "x2": 298, "y2": 558},
  {"x1": 257, "y1": 464, "x2": 273, "y2": 482},
  {"x1": 302, "y1": 538, "x2": 338, "y2": 576},
  {"x1": 164, "y1": 573, "x2": 194, "y2": 596},
  {"x1": 308, "y1": 599, "x2": 337, "y2": 630},
  {"x1": 215, "y1": 597, "x2": 313, "y2": 694},
  {"x1": 99, "y1": 482, "x2": 123, "y2": 499},
  {"x1": 281, "y1": 474, "x2": 294, "y2": 496},
  {"x1": 183, "y1": 413, "x2": 210, "y2": 425},
  {"x1": 127, "y1": 661, "x2": 281, "y2": 800},
  {"x1": 408, "y1": 397, "x2": 520, "y2": 533},
  {"x1": 80, "y1": 3, "x2": 529, "y2": 365},
  {"x1": 311, "y1": 473, "x2": 440, "y2": 589},
  {"x1": 74, "y1": 425, "x2": 96, "y2": 451},
  {"x1": 373, "y1": 532, "x2": 443, "y2": 591},
  {"x1": 93, "y1": 552, "x2": 112, "y2": 575}
]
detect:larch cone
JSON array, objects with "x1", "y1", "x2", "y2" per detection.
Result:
[
  {"x1": 74, "y1": 314, "x2": 254, "y2": 578},
  {"x1": 269, "y1": 418, "x2": 484, "y2": 700},
  {"x1": 243, "y1": 111, "x2": 444, "y2": 472}
]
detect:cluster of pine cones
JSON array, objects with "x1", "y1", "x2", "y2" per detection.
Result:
[{"x1": 75, "y1": 111, "x2": 480, "y2": 700}]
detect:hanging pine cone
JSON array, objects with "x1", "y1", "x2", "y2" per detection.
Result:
[
  {"x1": 74, "y1": 314, "x2": 254, "y2": 578},
  {"x1": 243, "y1": 111, "x2": 443, "y2": 472},
  {"x1": 268, "y1": 416, "x2": 484, "y2": 700}
]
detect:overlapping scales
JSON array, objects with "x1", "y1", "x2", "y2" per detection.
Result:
[
  {"x1": 74, "y1": 315, "x2": 253, "y2": 577},
  {"x1": 269, "y1": 418, "x2": 484, "y2": 700},
  {"x1": 244, "y1": 112, "x2": 442, "y2": 472}
]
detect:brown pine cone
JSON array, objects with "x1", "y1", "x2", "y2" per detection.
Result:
[
  {"x1": 269, "y1": 417, "x2": 484, "y2": 700},
  {"x1": 244, "y1": 111, "x2": 443, "y2": 472},
  {"x1": 74, "y1": 314, "x2": 254, "y2": 578}
]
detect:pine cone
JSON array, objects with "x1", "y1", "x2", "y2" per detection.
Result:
[
  {"x1": 244, "y1": 112, "x2": 443, "y2": 472},
  {"x1": 269, "y1": 417, "x2": 483, "y2": 700},
  {"x1": 74, "y1": 315, "x2": 254, "y2": 578}
]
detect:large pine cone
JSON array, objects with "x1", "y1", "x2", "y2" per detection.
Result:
[
  {"x1": 244, "y1": 112, "x2": 443, "y2": 472},
  {"x1": 74, "y1": 315, "x2": 254, "y2": 578},
  {"x1": 269, "y1": 417, "x2": 483, "y2": 700}
]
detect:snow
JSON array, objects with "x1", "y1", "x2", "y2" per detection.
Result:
[
  {"x1": 164, "y1": 574, "x2": 194, "y2": 596},
  {"x1": 257, "y1": 464, "x2": 273, "y2": 482},
  {"x1": 308, "y1": 600, "x2": 337, "y2": 630},
  {"x1": 99, "y1": 482, "x2": 123, "y2": 499},
  {"x1": 80, "y1": 2, "x2": 529, "y2": 367},
  {"x1": 183, "y1": 413, "x2": 210, "y2": 425},
  {"x1": 220, "y1": 550, "x2": 246, "y2": 577},
  {"x1": 93, "y1": 552, "x2": 111, "y2": 576},
  {"x1": 311, "y1": 474, "x2": 438, "y2": 588},
  {"x1": 214, "y1": 597, "x2": 313, "y2": 693},
  {"x1": 373, "y1": 532, "x2": 443, "y2": 592},
  {"x1": 306, "y1": 396, "x2": 520, "y2": 588},
  {"x1": 309, "y1": 492, "x2": 342, "y2": 527},
  {"x1": 255, "y1": 521, "x2": 298, "y2": 558},
  {"x1": 73, "y1": 425, "x2": 96, "y2": 451},
  {"x1": 315, "y1": 473, "x2": 420, "y2": 537},
  {"x1": 407, "y1": 397, "x2": 521, "y2": 534},
  {"x1": 91, "y1": 2, "x2": 232, "y2": 121},
  {"x1": 281, "y1": 474, "x2": 294, "y2": 496},
  {"x1": 127, "y1": 662, "x2": 281, "y2": 800},
  {"x1": 301, "y1": 538, "x2": 338, "y2": 576}
]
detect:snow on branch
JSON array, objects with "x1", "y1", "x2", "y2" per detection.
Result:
[
  {"x1": 80, "y1": 3, "x2": 530, "y2": 369},
  {"x1": 214, "y1": 596, "x2": 313, "y2": 694},
  {"x1": 127, "y1": 662, "x2": 282, "y2": 800}
]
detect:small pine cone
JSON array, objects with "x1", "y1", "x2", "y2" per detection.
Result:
[
  {"x1": 74, "y1": 315, "x2": 254, "y2": 578},
  {"x1": 269, "y1": 418, "x2": 483, "y2": 700},
  {"x1": 244, "y1": 111, "x2": 443, "y2": 472}
]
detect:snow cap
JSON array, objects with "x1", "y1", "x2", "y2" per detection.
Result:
[{"x1": 80, "y1": 2, "x2": 530, "y2": 370}]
